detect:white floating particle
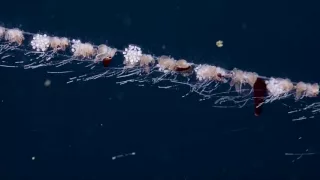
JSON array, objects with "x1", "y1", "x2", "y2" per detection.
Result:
[
  {"x1": 44, "y1": 79, "x2": 51, "y2": 87},
  {"x1": 111, "y1": 152, "x2": 136, "y2": 160}
]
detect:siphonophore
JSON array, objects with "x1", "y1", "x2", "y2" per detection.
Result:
[{"x1": 0, "y1": 26, "x2": 319, "y2": 121}]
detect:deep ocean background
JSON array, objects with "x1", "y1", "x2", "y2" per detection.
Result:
[{"x1": 1, "y1": 0, "x2": 320, "y2": 179}]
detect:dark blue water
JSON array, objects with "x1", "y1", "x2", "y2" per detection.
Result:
[{"x1": 1, "y1": 0, "x2": 320, "y2": 179}]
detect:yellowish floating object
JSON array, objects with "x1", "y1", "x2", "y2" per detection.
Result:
[{"x1": 216, "y1": 40, "x2": 223, "y2": 48}]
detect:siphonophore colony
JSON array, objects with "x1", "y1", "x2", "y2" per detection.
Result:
[{"x1": 0, "y1": 26, "x2": 319, "y2": 120}]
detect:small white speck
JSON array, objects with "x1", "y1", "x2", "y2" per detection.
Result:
[
  {"x1": 111, "y1": 152, "x2": 136, "y2": 160},
  {"x1": 32, "y1": 156, "x2": 35, "y2": 160},
  {"x1": 44, "y1": 79, "x2": 51, "y2": 87}
]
